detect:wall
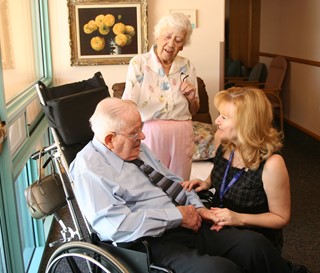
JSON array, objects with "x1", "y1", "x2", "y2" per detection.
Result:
[
  {"x1": 260, "y1": 0, "x2": 320, "y2": 138},
  {"x1": 49, "y1": 0, "x2": 225, "y2": 121}
]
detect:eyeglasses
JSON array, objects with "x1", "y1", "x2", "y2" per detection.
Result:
[
  {"x1": 113, "y1": 125, "x2": 144, "y2": 141},
  {"x1": 180, "y1": 72, "x2": 189, "y2": 82}
]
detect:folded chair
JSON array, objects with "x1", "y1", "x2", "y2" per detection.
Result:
[
  {"x1": 226, "y1": 56, "x2": 288, "y2": 132},
  {"x1": 33, "y1": 72, "x2": 177, "y2": 273},
  {"x1": 224, "y1": 62, "x2": 267, "y2": 88}
]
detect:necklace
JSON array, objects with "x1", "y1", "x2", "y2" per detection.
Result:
[{"x1": 219, "y1": 150, "x2": 245, "y2": 207}]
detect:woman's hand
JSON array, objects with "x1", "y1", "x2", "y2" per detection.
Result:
[
  {"x1": 210, "y1": 207, "x2": 241, "y2": 229},
  {"x1": 180, "y1": 81, "x2": 196, "y2": 100},
  {"x1": 181, "y1": 178, "x2": 211, "y2": 192},
  {"x1": 180, "y1": 79, "x2": 199, "y2": 115},
  {"x1": 197, "y1": 207, "x2": 224, "y2": 231}
]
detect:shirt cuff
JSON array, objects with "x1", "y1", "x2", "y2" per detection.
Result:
[{"x1": 165, "y1": 207, "x2": 183, "y2": 229}]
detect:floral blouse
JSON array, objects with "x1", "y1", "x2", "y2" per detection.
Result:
[{"x1": 122, "y1": 45, "x2": 198, "y2": 122}]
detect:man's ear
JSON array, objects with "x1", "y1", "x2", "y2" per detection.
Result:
[{"x1": 104, "y1": 133, "x2": 115, "y2": 149}]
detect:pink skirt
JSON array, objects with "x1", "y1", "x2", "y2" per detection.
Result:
[{"x1": 142, "y1": 119, "x2": 194, "y2": 180}]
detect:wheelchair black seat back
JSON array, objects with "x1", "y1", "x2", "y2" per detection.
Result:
[
  {"x1": 34, "y1": 72, "x2": 174, "y2": 273},
  {"x1": 37, "y1": 71, "x2": 110, "y2": 165}
]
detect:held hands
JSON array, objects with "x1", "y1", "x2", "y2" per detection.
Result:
[
  {"x1": 178, "y1": 205, "x2": 240, "y2": 232},
  {"x1": 209, "y1": 207, "x2": 241, "y2": 231},
  {"x1": 177, "y1": 205, "x2": 202, "y2": 232},
  {"x1": 181, "y1": 181, "x2": 241, "y2": 231},
  {"x1": 197, "y1": 207, "x2": 231, "y2": 232}
]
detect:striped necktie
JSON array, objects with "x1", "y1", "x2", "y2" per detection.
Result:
[{"x1": 130, "y1": 158, "x2": 187, "y2": 206}]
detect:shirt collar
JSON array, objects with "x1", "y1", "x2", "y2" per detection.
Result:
[
  {"x1": 148, "y1": 44, "x2": 187, "y2": 76},
  {"x1": 91, "y1": 138, "x2": 124, "y2": 174}
]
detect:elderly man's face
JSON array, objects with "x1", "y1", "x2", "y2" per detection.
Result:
[
  {"x1": 156, "y1": 27, "x2": 186, "y2": 65},
  {"x1": 110, "y1": 112, "x2": 145, "y2": 161}
]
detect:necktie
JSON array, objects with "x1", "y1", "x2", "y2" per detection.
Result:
[{"x1": 130, "y1": 158, "x2": 187, "y2": 206}]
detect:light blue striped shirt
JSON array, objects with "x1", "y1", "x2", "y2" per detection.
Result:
[{"x1": 69, "y1": 139, "x2": 204, "y2": 243}]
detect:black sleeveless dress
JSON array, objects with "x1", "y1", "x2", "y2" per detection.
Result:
[{"x1": 211, "y1": 145, "x2": 283, "y2": 253}]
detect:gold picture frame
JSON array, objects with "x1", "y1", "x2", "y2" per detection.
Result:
[{"x1": 68, "y1": 0, "x2": 148, "y2": 66}]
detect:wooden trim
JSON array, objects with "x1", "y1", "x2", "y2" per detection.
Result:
[
  {"x1": 285, "y1": 118, "x2": 320, "y2": 142},
  {"x1": 259, "y1": 52, "x2": 320, "y2": 67},
  {"x1": 260, "y1": 53, "x2": 320, "y2": 140}
]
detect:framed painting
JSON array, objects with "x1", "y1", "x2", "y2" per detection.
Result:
[{"x1": 68, "y1": 0, "x2": 148, "y2": 66}]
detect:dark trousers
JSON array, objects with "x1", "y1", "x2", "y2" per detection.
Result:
[{"x1": 148, "y1": 223, "x2": 291, "y2": 273}]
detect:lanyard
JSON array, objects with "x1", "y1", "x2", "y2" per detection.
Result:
[{"x1": 219, "y1": 150, "x2": 244, "y2": 206}]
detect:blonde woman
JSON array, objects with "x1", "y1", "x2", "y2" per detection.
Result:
[{"x1": 183, "y1": 87, "x2": 290, "y2": 252}]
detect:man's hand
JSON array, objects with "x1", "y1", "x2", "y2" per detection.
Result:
[{"x1": 177, "y1": 205, "x2": 202, "y2": 232}]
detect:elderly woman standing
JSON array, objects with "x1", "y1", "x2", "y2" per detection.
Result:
[{"x1": 122, "y1": 12, "x2": 199, "y2": 180}]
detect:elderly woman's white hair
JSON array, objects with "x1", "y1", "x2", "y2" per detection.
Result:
[{"x1": 153, "y1": 12, "x2": 193, "y2": 46}]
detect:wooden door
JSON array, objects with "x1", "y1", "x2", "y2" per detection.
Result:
[{"x1": 227, "y1": 0, "x2": 261, "y2": 68}]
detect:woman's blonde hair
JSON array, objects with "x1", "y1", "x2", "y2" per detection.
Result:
[{"x1": 214, "y1": 87, "x2": 283, "y2": 170}]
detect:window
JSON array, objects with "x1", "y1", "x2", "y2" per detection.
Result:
[
  {"x1": 1, "y1": 0, "x2": 45, "y2": 103},
  {"x1": 0, "y1": 0, "x2": 52, "y2": 272}
]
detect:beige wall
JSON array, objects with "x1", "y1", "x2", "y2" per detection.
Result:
[
  {"x1": 260, "y1": 0, "x2": 320, "y2": 138},
  {"x1": 49, "y1": 0, "x2": 225, "y2": 121},
  {"x1": 49, "y1": 0, "x2": 320, "y2": 138}
]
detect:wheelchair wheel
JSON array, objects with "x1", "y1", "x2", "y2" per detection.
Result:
[{"x1": 45, "y1": 241, "x2": 130, "y2": 273}]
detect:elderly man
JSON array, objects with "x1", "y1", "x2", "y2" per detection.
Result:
[{"x1": 70, "y1": 97, "x2": 291, "y2": 273}]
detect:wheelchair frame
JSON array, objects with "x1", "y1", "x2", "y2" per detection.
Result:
[{"x1": 33, "y1": 72, "x2": 174, "y2": 273}]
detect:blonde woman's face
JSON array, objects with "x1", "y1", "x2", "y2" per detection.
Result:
[
  {"x1": 215, "y1": 102, "x2": 237, "y2": 141},
  {"x1": 155, "y1": 27, "x2": 186, "y2": 65}
]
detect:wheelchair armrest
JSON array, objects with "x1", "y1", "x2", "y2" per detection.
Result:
[
  {"x1": 91, "y1": 232, "x2": 151, "y2": 255},
  {"x1": 197, "y1": 190, "x2": 215, "y2": 208},
  {"x1": 91, "y1": 233, "x2": 157, "y2": 272},
  {"x1": 117, "y1": 238, "x2": 150, "y2": 253}
]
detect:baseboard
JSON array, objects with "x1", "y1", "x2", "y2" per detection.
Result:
[{"x1": 285, "y1": 118, "x2": 320, "y2": 141}]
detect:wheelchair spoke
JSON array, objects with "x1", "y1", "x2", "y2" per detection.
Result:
[{"x1": 45, "y1": 241, "x2": 130, "y2": 273}]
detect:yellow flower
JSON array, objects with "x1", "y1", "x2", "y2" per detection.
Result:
[
  {"x1": 113, "y1": 22, "x2": 126, "y2": 35},
  {"x1": 159, "y1": 96, "x2": 165, "y2": 103},
  {"x1": 98, "y1": 24, "x2": 110, "y2": 35},
  {"x1": 83, "y1": 24, "x2": 93, "y2": 34},
  {"x1": 104, "y1": 14, "x2": 115, "y2": 27},
  {"x1": 95, "y1": 14, "x2": 105, "y2": 27},
  {"x1": 125, "y1": 34, "x2": 132, "y2": 45},
  {"x1": 125, "y1": 25, "x2": 135, "y2": 37},
  {"x1": 90, "y1": 36, "x2": 105, "y2": 51},
  {"x1": 83, "y1": 20, "x2": 98, "y2": 34},
  {"x1": 88, "y1": 20, "x2": 98, "y2": 31},
  {"x1": 115, "y1": 33, "x2": 128, "y2": 47}
]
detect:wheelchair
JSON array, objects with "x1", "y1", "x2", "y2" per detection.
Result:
[{"x1": 32, "y1": 72, "x2": 213, "y2": 273}]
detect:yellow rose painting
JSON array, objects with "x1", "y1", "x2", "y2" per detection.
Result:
[{"x1": 82, "y1": 13, "x2": 136, "y2": 53}]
